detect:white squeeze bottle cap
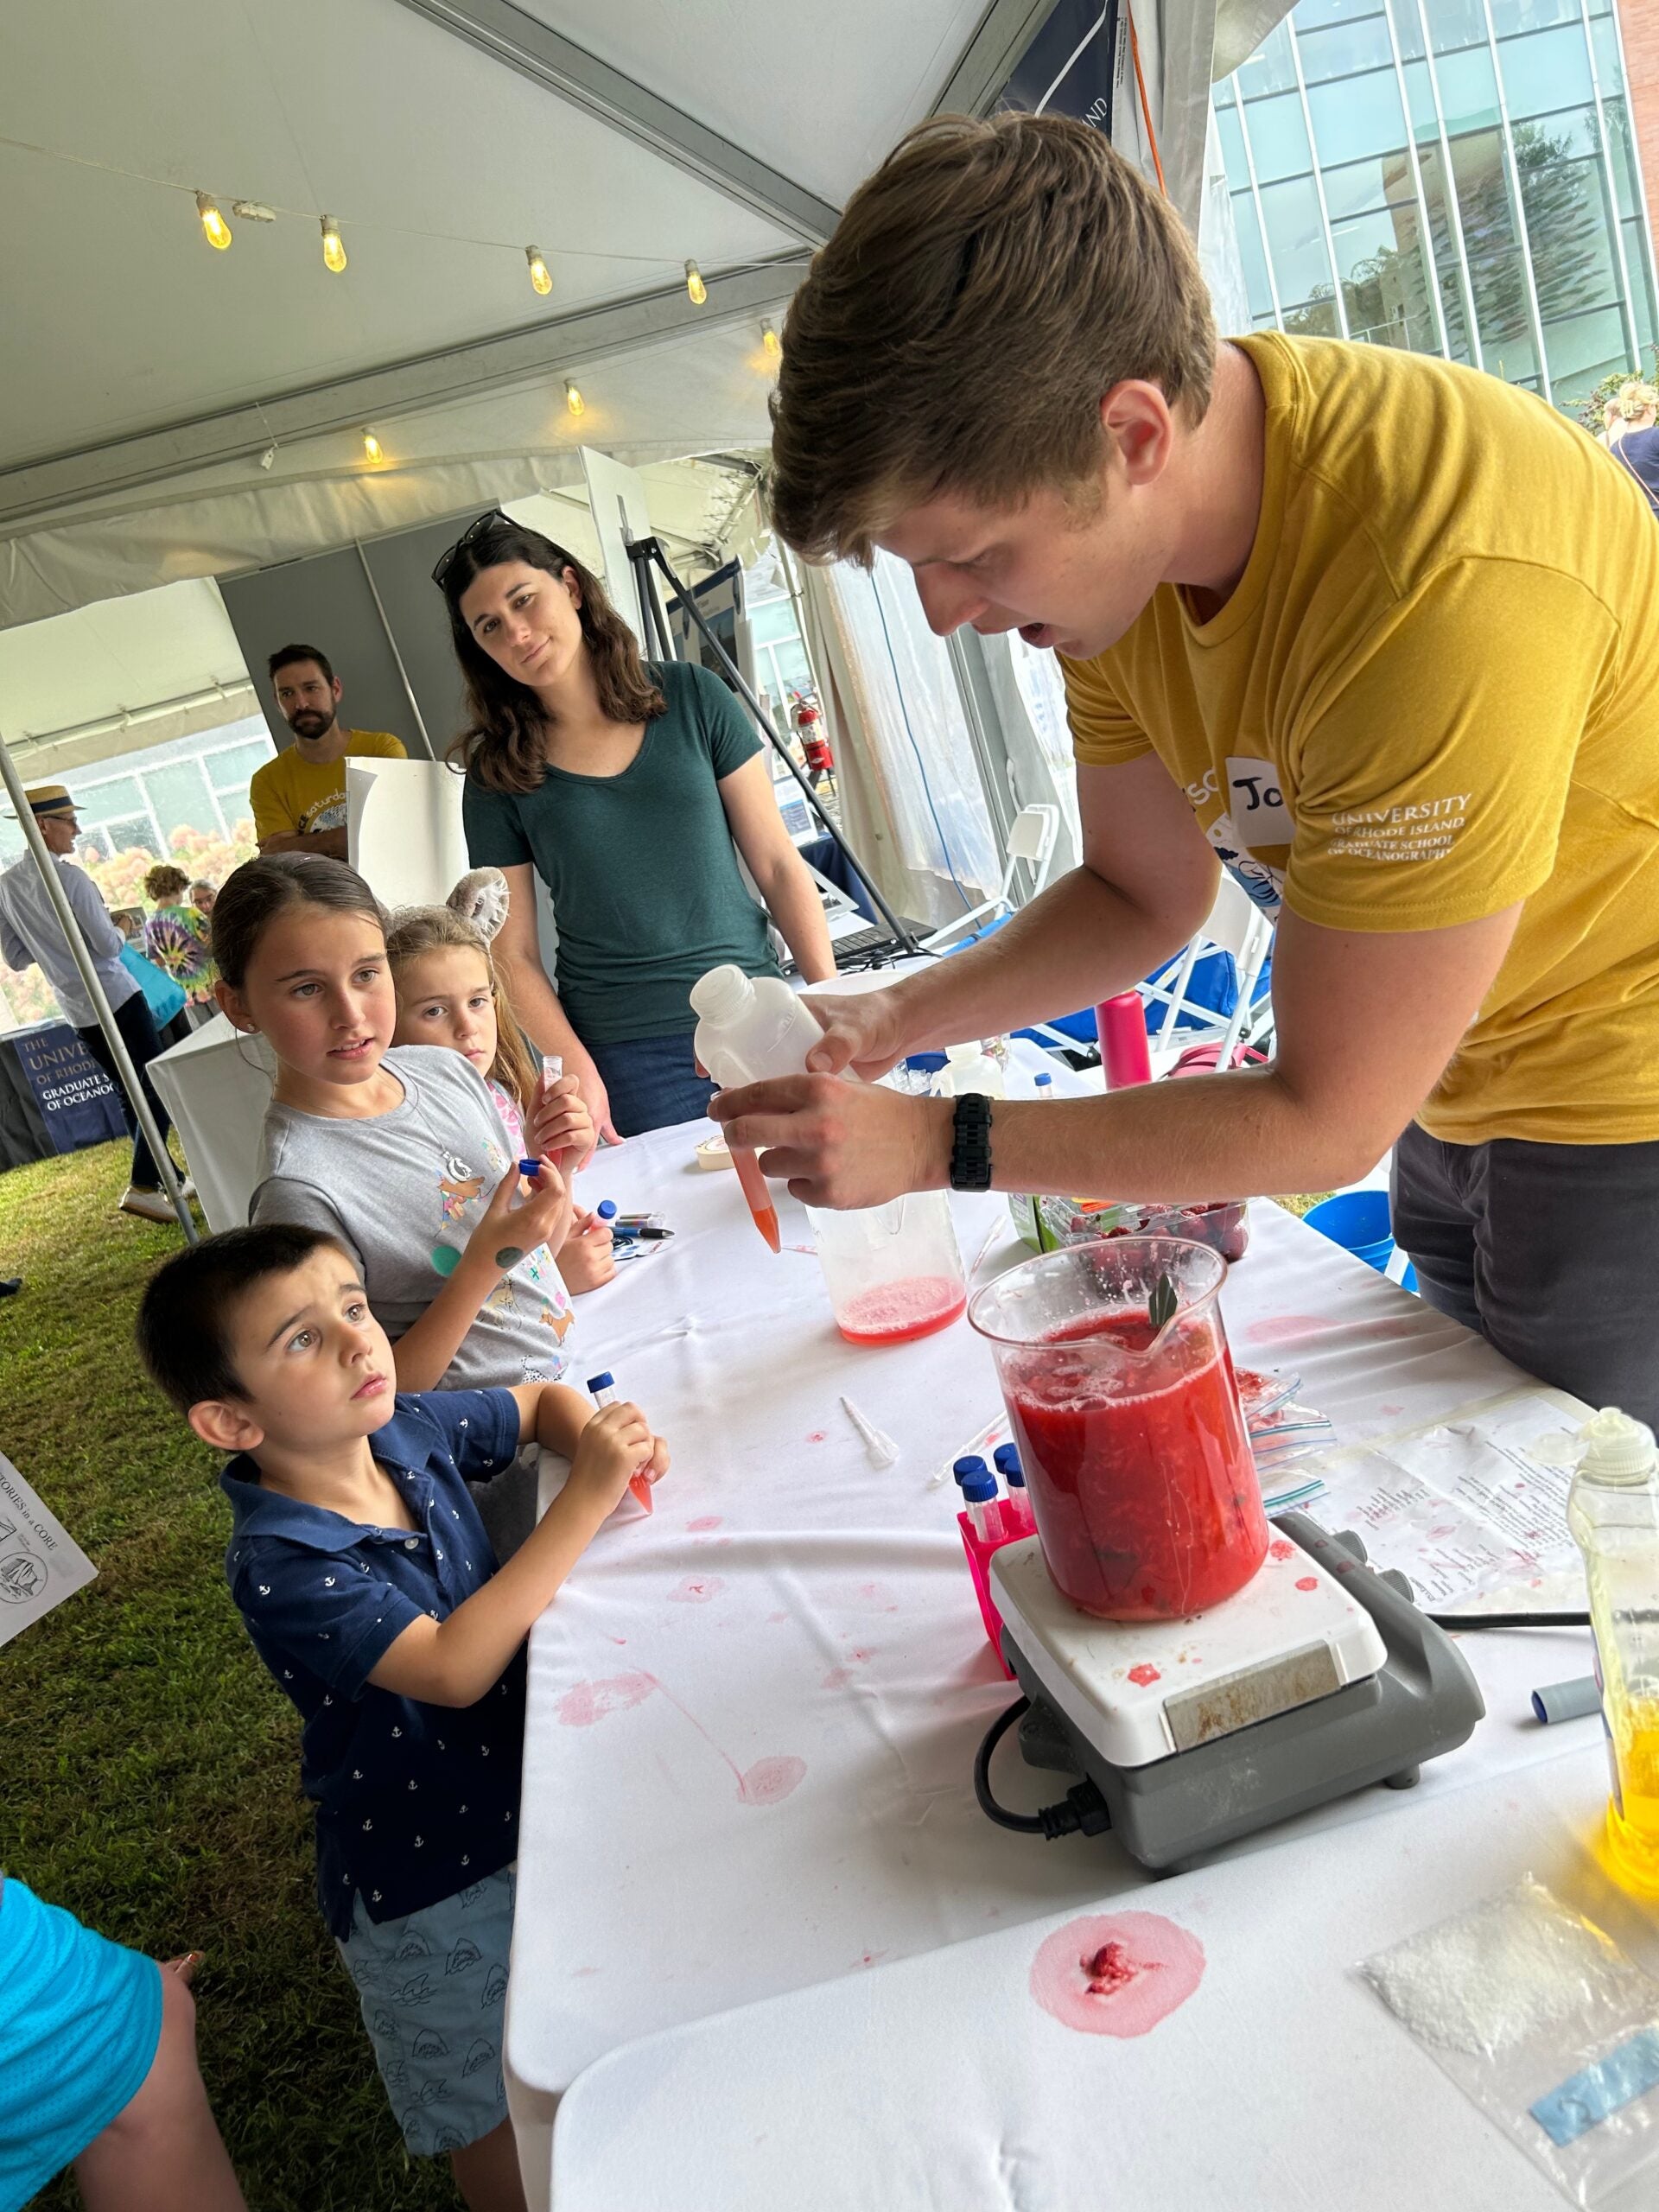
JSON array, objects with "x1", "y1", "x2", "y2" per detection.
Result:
[
  {"x1": 1577, "y1": 1407, "x2": 1659, "y2": 1486},
  {"x1": 689, "y1": 964, "x2": 754, "y2": 1026}
]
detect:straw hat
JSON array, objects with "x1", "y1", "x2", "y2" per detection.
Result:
[{"x1": 4, "y1": 783, "x2": 77, "y2": 820}]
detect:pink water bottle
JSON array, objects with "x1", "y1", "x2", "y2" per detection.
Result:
[{"x1": 1095, "y1": 993, "x2": 1152, "y2": 1090}]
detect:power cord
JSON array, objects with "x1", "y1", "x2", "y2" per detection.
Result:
[
  {"x1": 974, "y1": 1697, "x2": 1112, "y2": 1842},
  {"x1": 1428, "y1": 1611, "x2": 1590, "y2": 1630}
]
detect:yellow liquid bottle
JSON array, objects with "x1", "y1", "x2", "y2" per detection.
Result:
[{"x1": 1567, "y1": 1408, "x2": 1659, "y2": 1892}]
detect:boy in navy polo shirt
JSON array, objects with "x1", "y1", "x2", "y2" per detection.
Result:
[{"x1": 137, "y1": 1224, "x2": 667, "y2": 2211}]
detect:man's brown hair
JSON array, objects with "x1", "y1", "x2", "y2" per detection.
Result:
[{"x1": 769, "y1": 112, "x2": 1217, "y2": 564}]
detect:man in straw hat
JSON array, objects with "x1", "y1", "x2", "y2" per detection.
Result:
[{"x1": 0, "y1": 785, "x2": 189, "y2": 1223}]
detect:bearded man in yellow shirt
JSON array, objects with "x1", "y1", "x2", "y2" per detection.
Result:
[
  {"x1": 714, "y1": 111, "x2": 1659, "y2": 1422},
  {"x1": 251, "y1": 643, "x2": 407, "y2": 858}
]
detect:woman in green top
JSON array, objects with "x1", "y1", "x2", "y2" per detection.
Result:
[{"x1": 439, "y1": 512, "x2": 835, "y2": 1141}]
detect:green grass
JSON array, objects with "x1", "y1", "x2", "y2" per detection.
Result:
[{"x1": 0, "y1": 1141, "x2": 462, "y2": 2211}]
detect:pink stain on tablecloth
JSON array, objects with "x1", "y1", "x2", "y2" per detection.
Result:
[
  {"x1": 1248, "y1": 1314, "x2": 1421, "y2": 1350},
  {"x1": 805, "y1": 1430, "x2": 828, "y2": 1444},
  {"x1": 669, "y1": 1575, "x2": 727, "y2": 1604},
  {"x1": 686, "y1": 1515, "x2": 723, "y2": 1532},
  {"x1": 1295, "y1": 1576, "x2": 1319, "y2": 1592},
  {"x1": 738, "y1": 1755, "x2": 806, "y2": 1805},
  {"x1": 1268, "y1": 1539, "x2": 1296, "y2": 1562},
  {"x1": 1030, "y1": 1912, "x2": 1205, "y2": 2037},
  {"x1": 556, "y1": 1673, "x2": 656, "y2": 1727}
]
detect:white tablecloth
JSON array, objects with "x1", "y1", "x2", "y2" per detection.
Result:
[
  {"x1": 552, "y1": 1739, "x2": 1651, "y2": 2212},
  {"x1": 505, "y1": 1092, "x2": 1598, "y2": 2183}
]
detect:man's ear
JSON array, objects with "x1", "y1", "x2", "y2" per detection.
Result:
[{"x1": 189, "y1": 1397, "x2": 264, "y2": 1452}]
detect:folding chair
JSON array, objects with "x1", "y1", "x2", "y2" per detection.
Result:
[
  {"x1": 1141, "y1": 872, "x2": 1276, "y2": 1077},
  {"x1": 920, "y1": 803, "x2": 1061, "y2": 954}
]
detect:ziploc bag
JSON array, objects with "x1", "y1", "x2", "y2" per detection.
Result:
[{"x1": 1360, "y1": 1877, "x2": 1659, "y2": 2206}]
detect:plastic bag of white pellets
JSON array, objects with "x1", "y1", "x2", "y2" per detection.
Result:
[{"x1": 1360, "y1": 1877, "x2": 1659, "y2": 2205}]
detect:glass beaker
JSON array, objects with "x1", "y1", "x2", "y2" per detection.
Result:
[
  {"x1": 809, "y1": 1193, "x2": 967, "y2": 1346},
  {"x1": 969, "y1": 1236, "x2": 1266, "y2": 1620}
]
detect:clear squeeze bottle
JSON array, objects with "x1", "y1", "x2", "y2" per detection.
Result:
[
  {"x1": 1567, "y1": 1407, "x2": 1659, "y2": 1891},
  {"x1": 690, "y1": 967, "x2": 823, "y2": 1252}
]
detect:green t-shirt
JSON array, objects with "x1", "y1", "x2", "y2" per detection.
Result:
[{"x1": 461, "y1": 660, "x2": 784, "y2": 1045}]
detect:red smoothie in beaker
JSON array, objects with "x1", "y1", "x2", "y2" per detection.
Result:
[{"x1": 1004, "y1": 1310, "x2": 1267, "y2": 1619}]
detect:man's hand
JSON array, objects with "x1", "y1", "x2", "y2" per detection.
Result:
[
  {"x1": 798, "y1": 988, "x2": 911, "y2": 1081},
  {"x1": 710, "y1": 1074, "x2": 951, "y2": 1208}
]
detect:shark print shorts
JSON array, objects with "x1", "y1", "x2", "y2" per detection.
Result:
[{"x1": 336, "y1": 1864, "x2": 514, "y2": 2155}]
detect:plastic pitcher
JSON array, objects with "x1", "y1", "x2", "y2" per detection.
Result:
[
  {"x1": 810, "y1": 1192, "x2": 966, "y2": 1345},
  {"x1": 969, "y1": 1236, "x2": 1267, "y2": 1620}
]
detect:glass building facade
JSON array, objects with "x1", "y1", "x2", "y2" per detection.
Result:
[{"x1": 1213, "y1": 0, "x2": 1659, "y2": 409}]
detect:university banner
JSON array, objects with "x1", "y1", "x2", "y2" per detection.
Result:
[{"x1": 12, "y1": 1022, "x2": 128, "y2": 1154}]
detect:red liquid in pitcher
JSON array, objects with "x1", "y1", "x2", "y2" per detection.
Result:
[
  {"x1": 1004, "y1": 1311, "x2": 1267, "y2": 1619},
  {"x1": 836, "y1": 1275, "x2": 966, "y2": 1345}
]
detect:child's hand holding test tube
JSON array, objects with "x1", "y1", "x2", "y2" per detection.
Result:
[
  {"x1": 587, "y1": 1371, "x2": 665, "y2": 1513},
  {"x1": 524, "y1": 1054, "x2": 594, "y2": 1173}
]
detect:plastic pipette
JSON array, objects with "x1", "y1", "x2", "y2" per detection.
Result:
[
  {"x1": 729, "y1": 1143, "x2": 780, "y2": 1253},
  {"x1": 587, "y1": 1370, "x2": 654, "y2": 1514}
]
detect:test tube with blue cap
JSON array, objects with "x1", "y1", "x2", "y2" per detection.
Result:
[
  {"x1": 960, "y1": 1466, "x2": 1001, "y2": 1544},
  {"x1": 995, "y1": 1443, "x2": 1035, "y2": 1538},
  {"x1": 587, "y1": 1370, "x2": 654, "y2": 1515}
]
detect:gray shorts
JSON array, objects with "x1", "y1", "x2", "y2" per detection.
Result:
[
  {"x1": 337, "y1": 1865, "x2": 514, "y2": 2156},
  {"x1": 1393, "y1": 1122, "x2": 1659, "y2": 1427}
]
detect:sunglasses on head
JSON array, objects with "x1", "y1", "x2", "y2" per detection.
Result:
[{"x1": 431, "y1": 508, "x2": 513, "y2": 590}]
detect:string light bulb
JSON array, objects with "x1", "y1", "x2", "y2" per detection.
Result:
[
  {"x1": 321, "y1": 216, "x2": 347, "y2": 274},
  {"x1": 564, "y1": 380, "x2": 585, "y2": 417},
  {"x1": 684, "y1": 258, "x2": 707, "y2": 306},
  {"x1": 526, "y1": 246, "x2": 553, "y2": 297},
  {"x1": 195, "y1": 192, "x2": 232, "y2": 251},
  {"x1": 761, "y1": 321, "x2": 782, "y2": 359},
  {"x1": 360, "y1": 428, "x2": 383, "y2": 462}
]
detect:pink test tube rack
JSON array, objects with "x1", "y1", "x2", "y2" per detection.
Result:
[{"x1": 957, "y1": 1509, "x2": 1025, "y2": 1680}]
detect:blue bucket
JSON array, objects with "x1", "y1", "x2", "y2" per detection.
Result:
[{"x1": 1305, "y1": 1190, "x2": 1395, "y2": 1275}]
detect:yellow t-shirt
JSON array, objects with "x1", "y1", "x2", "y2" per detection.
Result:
[
  {"x1": 250, "y1": 729, "x2": 408, "y2": 842},
  {"x1": 1063, "y1": 333, "x2": 1659, "y2": 1147}
]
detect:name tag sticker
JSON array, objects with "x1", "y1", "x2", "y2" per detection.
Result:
[{"x1": 1224, "y1": 757, "x2": 1289, "y2": 829}]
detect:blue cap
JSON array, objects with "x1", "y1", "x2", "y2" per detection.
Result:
[
  {"x1": 906, "y1": 1052, "x2": 948, "y2": 1072},
  {"x1": 961, "y1": 1471, "x2": 997, "y2": 1504},
  {"x1": 518, "y1": 1157, "x2": 540, "y2": 1175},
  {"x1": 596, "y1": 1199, "x2": 617, "y2": 1220},
  {"x1": 587, "y1": 1371, "x2": 614, "y2": 1394},
  {"x1": 952, "y1": 1454, "x2": 989, "y2": 1488},
  {"x1": 1035, "y1": 1071, "x2": 1053, "y2": 1090},
  {"x1": 994, "y1": 1444, "x2": 1024, "y2": 1485}
]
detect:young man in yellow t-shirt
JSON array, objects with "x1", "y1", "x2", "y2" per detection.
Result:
[
  {"x1": 251, "y1": 643, "x2": 408, "y2": 859},
  {"x1": 712, "y1": 111, "x2": 1659, "y2": 1421}
]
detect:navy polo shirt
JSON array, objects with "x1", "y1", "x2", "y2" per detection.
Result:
[{"x1": 221, "y1": 1389, "x2": 526, "y2": 1939}]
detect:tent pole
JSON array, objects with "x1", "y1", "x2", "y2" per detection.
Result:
[{"x1": 0, "y1": 728, "x2": 198, "y2": 1243}]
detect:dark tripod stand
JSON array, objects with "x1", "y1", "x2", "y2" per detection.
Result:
[{"x1": 624, "y1": 534, "x2": 920, "y2": 959}]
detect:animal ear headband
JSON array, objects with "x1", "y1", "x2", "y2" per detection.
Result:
[{"x1": 447, "y1": 867, "x2": 510, "y2": 944}]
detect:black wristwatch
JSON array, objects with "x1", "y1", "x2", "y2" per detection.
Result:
[{"x1": 949, "y1": 1091, "x2": 994, "y2": 1192}]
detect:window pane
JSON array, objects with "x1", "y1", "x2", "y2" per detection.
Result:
[
  {"x1": 1491, "y1": 0, "x2": 1580, "y2": 31},
  {"x1": 1518, "y1": 138, "x2": 1619, "y2": 320},
  {"x1": 1231, "y1": 190, "x2": 1280, "y2": 318},
  {"x1": 1294, "y1": 0, "x2": 1388, "y2": 28},
  {"x1": 1402, "y1": 56, "x2": 1438, "y2": 135},
  {"x1": 1259, "y1": 174, "x2": 1337, "y2": 300},
  {"x1": 1590, "y1": 15, "x2": 1626, "y2": 99},
  {"x1": 1295, "y1": 14, "x2": 1396, "y2": 81},
  {"x1": 1603, "y1": 95, "x2": 1640, "y2": 221},
  {"x1": 1323, "y1": 149, "x2": 1415, "y2": 219},
  {"x1": 1385, "y1": 0, "x2": 1427, "y2": 63},
  {"x1": 1542, "y1": 302, "x2": 1629, "y2": 392},
  {"x1": 750, "y1": 601, "x2": 799, "y2": 646},
  {"x1": 1452, "y1": 128, "x2": 1538, "y2": 375},
  {"x1": 1238, "y1": 22, "x2": 1297, "y2": 98},
  {"x1": 1434, "y1": 43, "x2": 1501, "y2": 132},
  {"x1": 1335, "y1": 203, "x2": 1437, "y2": 346},
  {"x1": 1282, "y1": 293, "x2": 1342, "y2": 336},
  {"x1": 1497, "y1": 23, "x2": 1594, "y2": 118},
  {"x1": 1217, "y1": 99, "x2": 1250, "y2": 181},
  {"x1": 1427, "y1": 0, "x2": 1487, "y2": 56},
  {"x1": 1214, "y1": 76, "x2": 1236, "y2": 108},
  {"x1": 146, "y1": 760, "x2": 214, "y2": 845},
  {"x1": 207, "y1": 738, "x2": 275, "y2": 798},
  {"x1": 1306, "y1": 69, "x2": 1408, "y2": 162},
  {"x1": 1243, "y1": 90, "x2": 1314, "y2": 181},
  {"x1": 1626, "y1": 219, "x2": 1657, "y2": 346}
]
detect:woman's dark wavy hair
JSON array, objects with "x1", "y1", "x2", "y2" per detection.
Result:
[{"x1": 437, "y1": 517, "x2": 666, "y2": 796}]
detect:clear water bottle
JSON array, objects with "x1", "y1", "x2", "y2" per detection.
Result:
[{"x1": 1567, "y1": 1407, "x2": 1659, "y2": 1892}]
